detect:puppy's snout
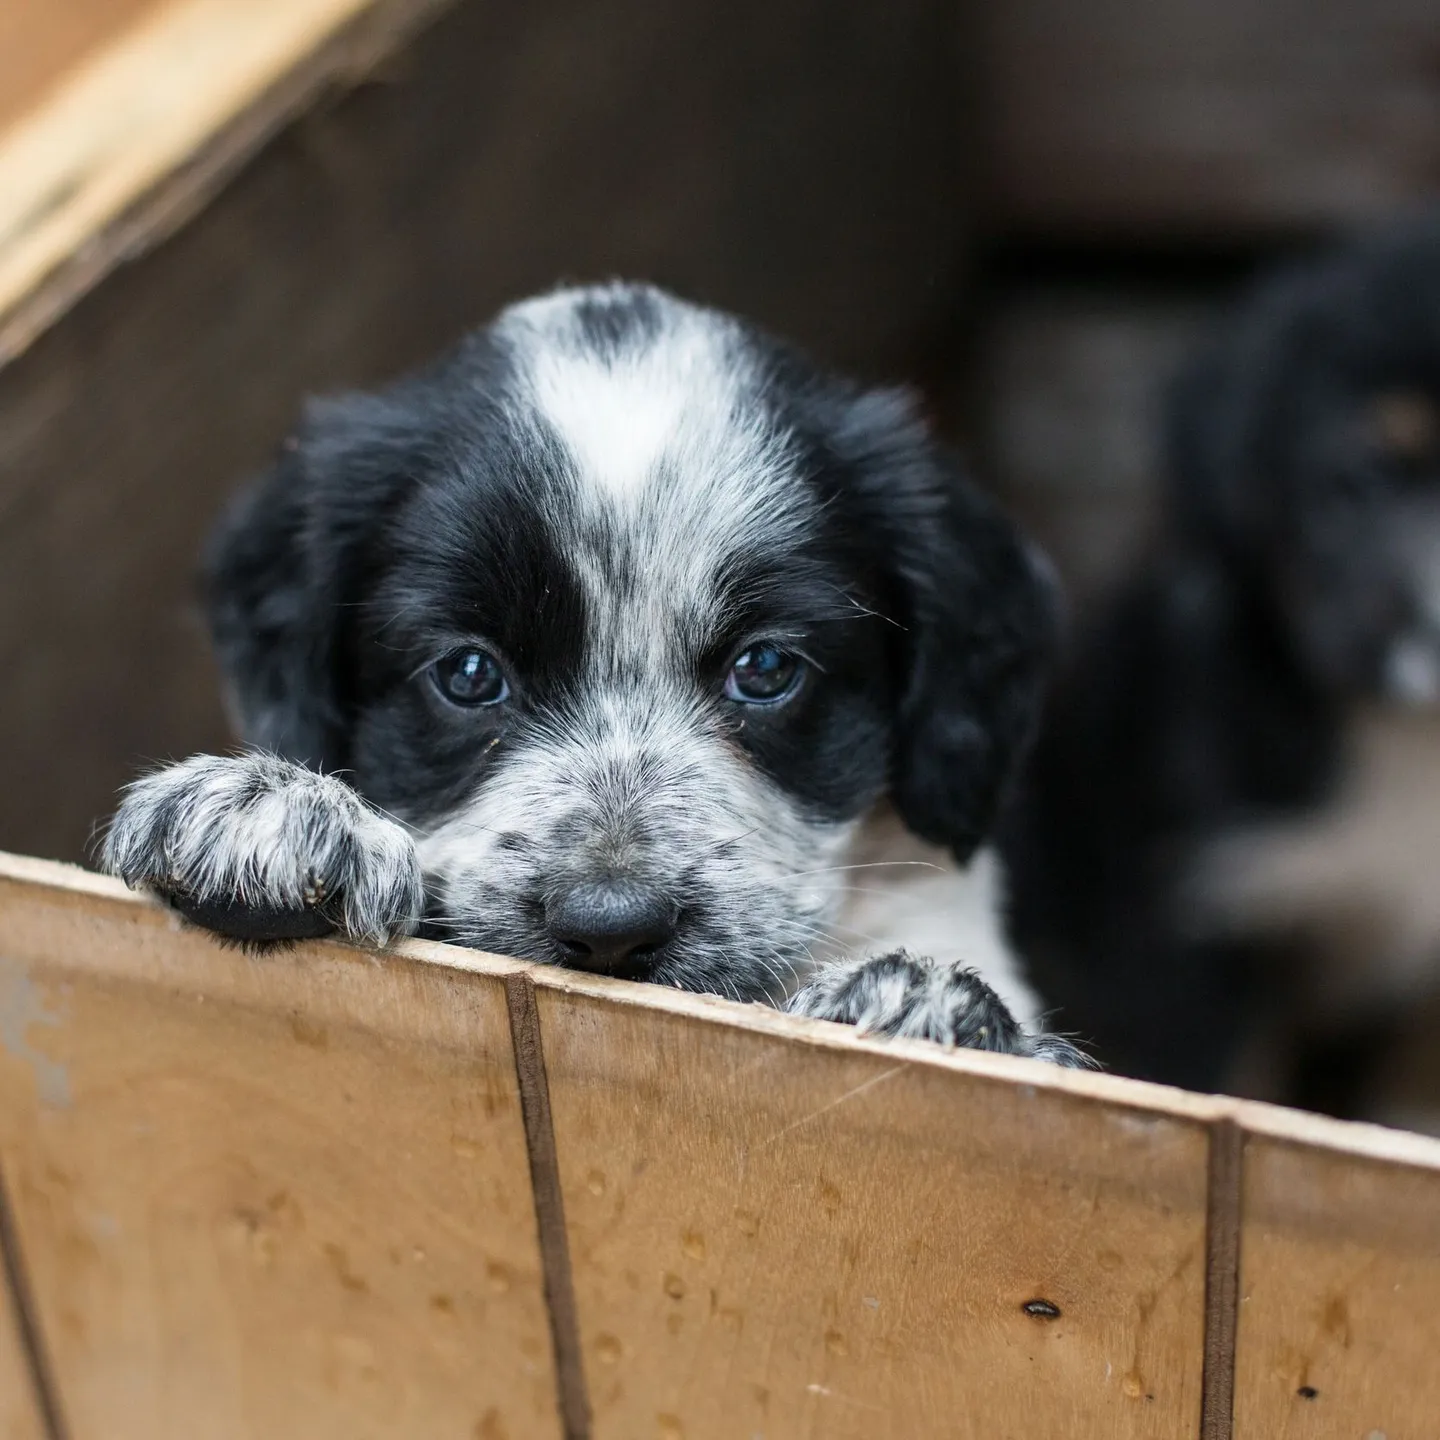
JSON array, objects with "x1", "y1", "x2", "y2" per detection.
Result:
[{"x1": 546, "y1": 878, "x2": 680, "y2": 979}]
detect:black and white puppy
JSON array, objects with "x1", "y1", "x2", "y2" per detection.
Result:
[
  {"x1": 104, "y1": 282, "x2": 1084, "y2": 1065},
  {"x1": 1004, "y1": 214, "x2": 1440, "y2": 1097}
]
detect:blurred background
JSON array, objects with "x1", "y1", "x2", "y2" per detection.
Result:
[{"x1": 2, "y1": 0, "x2": 1439, "y2": 1118}]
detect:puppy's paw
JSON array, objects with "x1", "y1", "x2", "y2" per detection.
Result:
[
  {"x1": 101, "y1": 752, "x2": 423, "y2": 948},
  {"x1": 785, "y1": 951, "x2": 1094, "y2": 1068}
]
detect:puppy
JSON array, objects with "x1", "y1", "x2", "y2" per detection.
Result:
[
  {"x1": 103, "y1": 283, "x2": 1085, "y2": 1065},
  {"x1": 1003, "y1": 214, "x2": 1440, "y2": 1097}
]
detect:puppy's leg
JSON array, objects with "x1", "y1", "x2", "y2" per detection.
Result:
[
  {"x1": 785, "y1": 952, "x2": 1093, "y2": 1068},
  {"x1": 102, "y1": 753, "x2": 423, "y2": 947}
]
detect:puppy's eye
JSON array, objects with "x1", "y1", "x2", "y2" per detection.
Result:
[
  {"x1": 725, "y1": 643, "x2": 803, "y2": 704},
  {"x1": 430, "y1": 647, "x2": 509, "y2": 706}
]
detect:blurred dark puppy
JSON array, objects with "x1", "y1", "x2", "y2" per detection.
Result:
[
  {"x1": 103, "y1": 282, "x2": 1086, "y2": 1065},
  {"x1": 1004, "y1": 215, "x2": 1440, "y2": 1098}
]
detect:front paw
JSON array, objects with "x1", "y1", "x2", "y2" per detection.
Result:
[
  {"x1": 101, "y1": 752, "x2": 423, "y2": 948},
  {"x1": 785, "y1": 952, "x2": 1093, "y2": 1069}
]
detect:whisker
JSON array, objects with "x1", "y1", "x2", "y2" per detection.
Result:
[
  {"x1": 826, "y1": 584, "x2": 905, "y2": 629},
  {"x1": 803, "y1": 884, "x2": 934, "y2": 899},
  {"x1": 788, "y1": 917, "x2": 889, "y2": 948},
  {"x1": 781, "y1": 860, "x2": 945, "y2": 879},
  {"x1": 699, "y1": 826, "x2": 760, "y2": 854}
]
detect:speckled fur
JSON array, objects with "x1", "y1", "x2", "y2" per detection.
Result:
[{"x1": 103, "y1": 283, "x2": 1078, "y2": 1064}]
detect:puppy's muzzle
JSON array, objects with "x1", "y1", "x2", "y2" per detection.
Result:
[{"x1": 545, "y1": 877, "x2": 680, "y2": 979}]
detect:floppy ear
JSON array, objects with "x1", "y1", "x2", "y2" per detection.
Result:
[
  {"x1": 887, "y1": 455, "x2": 1061, "y2": 861},
  {"x1": 204, "y1": 392, "x2": 416, "y2": 767},
  {"x1": 834, "y1": 387, "x2": 1060, "y2": 860}
]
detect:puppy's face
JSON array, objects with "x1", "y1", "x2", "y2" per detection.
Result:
[
  {"x1": 207, "y1": 286, "x2": 1052, "y2": 995},
  {"x1": 1173, "y1": 222, "x2": 1440, "y2": 701},
  {"x1": 1277, "y1": 381, "x2": 1440, "y2": 701}
]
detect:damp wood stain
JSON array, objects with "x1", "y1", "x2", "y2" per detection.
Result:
[
  {"x1": 324, "y1": 1242, "x2": 369, "y2": 1294},
  {"x1": 0, "y1": 953, "x2": 71, "y2": 1105}
]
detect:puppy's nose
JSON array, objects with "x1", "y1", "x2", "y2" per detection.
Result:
[{"x1": 545, "y1": 879, "x2": 679, "y2": 978}]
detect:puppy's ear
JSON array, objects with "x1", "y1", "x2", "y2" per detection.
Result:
[
  {"x1": 840, "y1": 391, "x2": 1060, "y2": 861},
  {"x1": 204, "y1": 393, "x2": 415, "y2": 767},
  {"x1": 890, "y1": 470, "x2": 1060, "y2": 861}
]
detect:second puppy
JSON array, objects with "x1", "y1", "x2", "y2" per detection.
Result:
[{"x1": 1005, "y1": 215, "x2": 1440, "y2": 1096}]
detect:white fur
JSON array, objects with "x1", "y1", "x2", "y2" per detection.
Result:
[
  {"x1": 814, "y1": 808, "x2": 1041, "y2": 1024},
  {"x1": 104, "y1": 752, "x2": 422, "y2": 947},
  {"x1": 500, "y1": 287, "x2": 806, "y2": 673}
]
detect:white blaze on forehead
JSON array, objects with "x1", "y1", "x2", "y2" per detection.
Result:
[{"x1": 498, "y1": 286, "x2": 808, "y2": 659}]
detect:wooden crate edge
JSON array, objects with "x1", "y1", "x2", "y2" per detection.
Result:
[
  {"x1": 5, "y1": 846, "x2": 1440, "y2": 1177},
  {"x1": 0, "y1": 0, "x2": 457, "y2": 366}
]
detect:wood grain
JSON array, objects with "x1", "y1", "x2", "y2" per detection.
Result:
[
  {"x1": 0, "y1": 1220, "x2": 46, "y2": 1440},
  {"x1": 6, "y1": 855, "x2": 1440, "y2": 1435},
  {"x1": 1233, "y1": 1127, "x2": 1440, "y2": 1440},
  {"x1": 0, "y1": 0, "x2": 159, "y2": 137},
  {"x1": 0, "y1": 0, "x2": 453, "y2": 365},
  {"x1": 533, "y1": 973, "x2": 1211, "y2": 1440},
  {"x1": 0, "y1": 856, "x2": 561, "y2": 1440}
]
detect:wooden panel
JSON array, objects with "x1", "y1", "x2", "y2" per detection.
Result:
[
  {"x1": 983, "y1": 0, "x2": 1440, "y2": 234},
  {"x1": 0, "y1": 0, "x2": 967, "y2": 868},
  {"x1": 1234, "y1": 1121, "x2": 1440, "y2": 1440},
  {"x1": 0, "y1": 1246, "x2": 45, "y2": 1440},
  {"x1": 0, "y1": 0, "x2": 159, "y2": 135},
  {"x1": 0, "y1": 855, "x2": 561, "y2": 1440},
  {"x1": 534, "y1": 973, "x2": 1211, "y2": 1440},
  {"x1": 7, "y1": 854, "x2": 1440, "y2": 1434},
  {"x1": 0, "y1": 0, "x2": 452, "y2": 362}
]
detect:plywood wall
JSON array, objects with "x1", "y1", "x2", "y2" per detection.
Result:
[
  {"x1": 0, "y1": 855, "x2": 558, "y2": 1440},
  {"x1": 2, "y1": 853, "x2": 1439, "y2": 1439}
]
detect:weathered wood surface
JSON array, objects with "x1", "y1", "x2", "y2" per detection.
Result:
[
  {"x1": 0, "y1": 854, "x2": 559, "y2": 1440},
  {"x1": 0, "y1": 0, "x2": 159, "y2": 136},
  {"x1": 1233, "y1": 1120, "x2": 1440, "y2": 1440},
  {"x1": 0, "y1": 0, "x2": 968, "y2": 869},
  {"x1": 534, "y1": 978, "x2": 1210, "y2": 1440},
  {"x1": 0, "y1": 0, "x2": 452, "y2": 364},
  {"x1": 4, "y1": 853, "x2": 1440, "y2": 1438},
  {"x1": 0, "y1": 1238, "x2": 45, "y2": 1440},
  {"x1": 982, "y1": 0, "x2": 1440, "y2": 235}
]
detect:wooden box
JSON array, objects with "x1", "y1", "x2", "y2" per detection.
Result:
[
  {"x1": 4, "y1": 853, "x2": 1440, "y2": 1439},
  {"x1": 4, "y1": 6, "x2": 1440, "y2": 1439}
]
